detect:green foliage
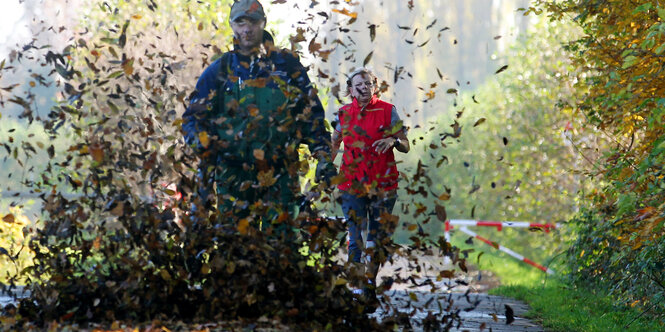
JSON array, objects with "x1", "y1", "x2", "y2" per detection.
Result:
[
  {"x1": 493, "y1": 281, "x2": 665, "y2": 332},
  {"x1": 532, "y1": 0, "x2": 665, "y2": 323},
  {"x1": 396, "y1": 15, "x2": 591, "y2": 264}
]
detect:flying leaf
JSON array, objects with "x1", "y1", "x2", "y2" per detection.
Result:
[
  {"x1": 473, "y1": 118, "x2": 486, "y2": 127},
  {"x1": 363, "y1": 51, "x2": 373, "y2": 66},
  {"x1": 89, "y1": 143, "x2": 104, "y2": 163},
  {"x1": 331, "y1": 8, "x2": 358, "y2": 19},
  {"x1": 2, "y1": 214, "x2": 15, "y2": 223},
  {"x1": 253, "y1": 149, "x2": 265, "y2": 161},
  {"x1": 198, "y1": 131, "x2": 210, "y2": 148},
  {"x1": 438, "y1": 193, "x2": 450, "y2": 201},
  {"x1": 368, "y1": 24, "x2": 376, "y2": 42},
  {"x1": 435, "y1": 204, "x2": 447, "y2": 221},
  {"x1": 495, "y1": 65, "x2": 509, "y2": 74},
  {"x1": 237, "y1": 218, "x2": 249, "y2": 235},
  {"x1": 505, "y1": 304, "x2": 515, "y2": 324}
]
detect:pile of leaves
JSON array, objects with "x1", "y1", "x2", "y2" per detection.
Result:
[{"x1": 534, "y1": 0, "x2": 665, "y2": 320}]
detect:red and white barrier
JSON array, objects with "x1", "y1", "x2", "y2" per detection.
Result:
[
  {"x1": 457, "y1": 227, "x2": 554, "y2": 274},
  {"x1": 444, "y1": 219, "x2": 561, "y2": 240},
  {"x1": 444, "y1": 219, "x2": 559, "y2": 275}
]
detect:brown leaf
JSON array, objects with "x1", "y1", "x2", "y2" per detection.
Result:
[
  {"x1": 505, "y1": 304, "x2": 515, "y2": 324},
  {"x1": 109, "y1": 202, "x2": 124, "y2": 216},
  {"x1": 238, "y1": 219, "x2": 249, "y2": 235},
  {"x1": 89, "y1": 143, "x2": 104, "y2": 163},
  {"x1": 473, "y1": 118, "x2": 486, "y2": 127},
  {"x1": 495, "y1": 65, "x2": 509, "y2": 74},
  {"x1": 2, "y1": 214, "x2": 15, "y2": 223},
  {"x1": 122, "y1": 58, "x2": 133, "y2": 76},
  {"x1": 363, "y1": 51, "x2": 373, "y2": 66},
  {"x1": 253, "y1": 149, "x2": 265, "y2": 161},
  {"x1": 435, "y1": 204, "x2": 447, "y2": 221}
]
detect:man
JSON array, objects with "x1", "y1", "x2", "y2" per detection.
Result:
[{"x1": 183, "y1": 0, "x2": 334, "y2": 231}]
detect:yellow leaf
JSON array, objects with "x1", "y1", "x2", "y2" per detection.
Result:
[
  {"x1": 29, "y1": 81, "x2": 36, "y2": 87},
  {"x1": 198, "y1": 131, "x2": 210, "y2": 148},
  {"x1": 407, "y1": 224, "x2": 417, "y2": 231},
  {"x1": 408, "y1": 292, "x2": 418, "y2": 301},
  {"x1": 335, "y1": 278, "x2": 347, "y2": 286},
  {"x1": 131, "y1": 14, "x2": 142, "y2": 19},
  {"x1": 248, "y1": 105, "x2": 259, "y2": 117},
  {"x1": 201, "y1": 264, "x2": 211, "y2": 275},
  {"x1": 438, "y1": 193, "x2": 451, "y2": 201},
  {"x1": 160, "y1": 269, "x2": 171, "y2": 281},
  {"x1": 237, "y1": 218, "x2": 249, "y2": 235},
  {"x1": 332, "y1": 8, "x2": 358, "y2": 19}
]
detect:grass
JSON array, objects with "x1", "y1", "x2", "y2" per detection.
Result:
[
  {"x1": 493, "y1": 282, "x2": 665, "y2": 332},
  {"x1": 449, "y1": 234, "x2": 665, "y2": 331}
]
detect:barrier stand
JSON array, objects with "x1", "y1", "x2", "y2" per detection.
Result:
[{"x1": 445, "y1": 219, "x2": 560, "y2": 275}]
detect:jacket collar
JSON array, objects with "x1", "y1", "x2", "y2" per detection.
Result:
[{"x1": 352, "y1": 95, "x2": 379, "y2": 110}]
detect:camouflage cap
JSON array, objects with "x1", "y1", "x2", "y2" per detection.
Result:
[{"x1": 230, "y1": 0, "x2": 266, "y2": 22}]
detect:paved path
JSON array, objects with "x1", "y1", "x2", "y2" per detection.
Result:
[{"x1": 367, "y1": 251, "x2": 544, "y2": 331}]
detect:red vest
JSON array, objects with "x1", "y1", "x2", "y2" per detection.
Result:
[{"x1": 338, "y1": 96, "x2": 399, "y2": 192}]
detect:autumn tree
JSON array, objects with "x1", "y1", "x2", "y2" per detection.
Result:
[{"x1": 535, "y1": 0, "x2": 665, "y2": 319}]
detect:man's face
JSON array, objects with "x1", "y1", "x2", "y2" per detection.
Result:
[
  {"x1": 350, "y1": 73, "x2": 375, "y2": 105},
  {"x1": 230, "y1": 17, "x2": 266, "y2": 54}
]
